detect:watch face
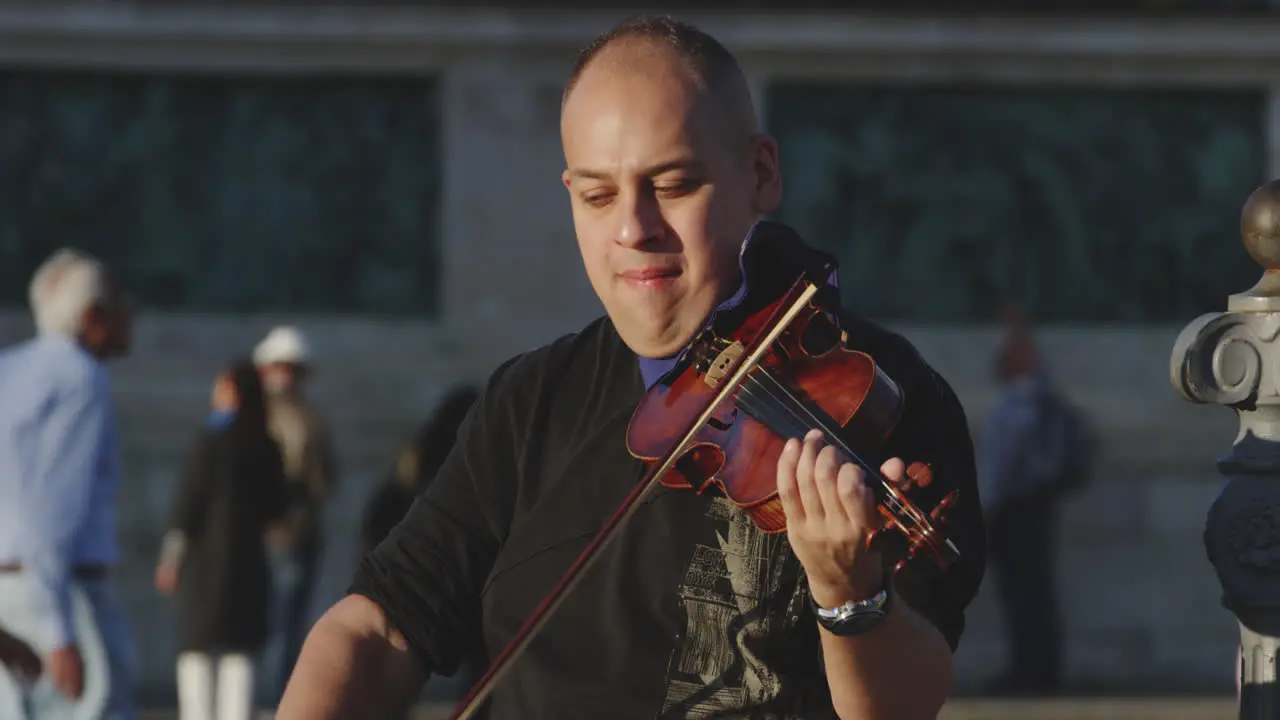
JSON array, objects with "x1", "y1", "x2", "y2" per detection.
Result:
[{"x1": 826, "y1": 610, "x2": 887, "y2": 637}]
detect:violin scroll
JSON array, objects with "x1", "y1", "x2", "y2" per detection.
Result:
[
  {"x1": 865, "y1": 459, "x2": 961, "y2": 572},
  {"x1": 868, "y1": 464, "x2": 961, "y2": 573}
]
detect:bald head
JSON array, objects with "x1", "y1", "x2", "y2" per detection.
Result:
[
  {"x1": 563, "y1": 16, "x2": 758, "y2": 154},
  {"x1": 559, "y1": 16, "x2": 781, "y2": 358}
]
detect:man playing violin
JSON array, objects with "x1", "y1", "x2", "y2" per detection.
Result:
[{"x1": 278, "y1": 15, "x2": 985, "y2": 720}]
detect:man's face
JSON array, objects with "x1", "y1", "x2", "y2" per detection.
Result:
[
  {"x1": 261, "y1": 363, "x2": 305, "y2": 394},
  {"x1": 211, "y1": 374, "x2": 236, "y2": 411},
  {"x1": 82, "y1": 284, "x2": 133, "y2": 360},
  {"x1": 104, "y1": 291, "x2": 134, "y2": 358},
  {"x1": 561, "y1": 47, "x2": 781, "y2": 359}
]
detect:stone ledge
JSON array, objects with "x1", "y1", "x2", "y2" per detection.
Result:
[{"x1": 0, "y1": 7, "x2": 1279, "y2": 81}]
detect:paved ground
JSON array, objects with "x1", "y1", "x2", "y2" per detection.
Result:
[{"x1": 140, "y1": 697, "x2": 1239, "y2": 719}]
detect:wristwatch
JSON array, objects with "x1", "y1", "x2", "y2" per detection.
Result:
[{"x1": 809, "y1": 572, "x2": 894, "y2": 637}]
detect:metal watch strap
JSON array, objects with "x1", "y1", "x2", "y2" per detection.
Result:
[{"x1": 810, "y1": 569, "x2": 893, "y2": 635}]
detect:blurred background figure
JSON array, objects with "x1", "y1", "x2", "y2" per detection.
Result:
[
  {"x1": 154, "y1": 361, "x2": 289, "y2": 720},
  {"x1": 0, "y1": 249, "x2": 137, "y2": 719},
  {"x1": 250, "y1": 326, "x2": 337, "y2": 705},
  {"x1": 360, "y1": 385, "x2": 480, "y2": 556},
  {"x1": 359, "y1": 443, "x2": 421, "y2": 560},
  {"x1": 979, "y1": 303, "x2": 1095, "y2": 696}
]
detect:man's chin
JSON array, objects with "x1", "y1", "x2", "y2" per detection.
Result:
[{"x1": 612, "y1": 318, "x2": 697, "y2": 361}]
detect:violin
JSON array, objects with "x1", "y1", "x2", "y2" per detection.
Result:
[
  {"x1": 627, "y1": 261, "x2": 961, "y2": 569},
  {"x1": 449, "y1": 237, "x2": 961, "y2": 720}
]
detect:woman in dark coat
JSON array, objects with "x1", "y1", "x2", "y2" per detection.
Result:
[{"x1": 155, "y1": 359, "x2": 290, "y2": 720}]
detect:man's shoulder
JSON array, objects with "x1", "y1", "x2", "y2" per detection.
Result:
[
  {"x1": 485, "y1": 315, "x2": 623, "y2": 394},
  {"x1": 836, "y1": 310, "x2": 969, "y2": 422},
  {"x1": 0, "y1": 336, "x2": 102, "y2": 396},
  {"x1": 837, "y1": 311, "x2": 939, "y2": 381}
]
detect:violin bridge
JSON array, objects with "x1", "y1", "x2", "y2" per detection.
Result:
[{"x1": 704, "y1": 341, "x2": 746, "y2": 389}]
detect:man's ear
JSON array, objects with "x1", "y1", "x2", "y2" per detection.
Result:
[{"x1": 749, "y1": 133, "x2": 782, "y2": 215}]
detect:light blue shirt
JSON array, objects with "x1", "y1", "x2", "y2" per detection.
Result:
[
  {"x1": 978, "y1": 369, "x2": 1050, "y2": 514},
  {"x1": 0, "y1": 333, "x2": 120, "y2": 647}
]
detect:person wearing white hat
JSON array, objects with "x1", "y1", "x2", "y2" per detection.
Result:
[{"x1": 252, "y1": 326, "x2": 336, "y2": 707}]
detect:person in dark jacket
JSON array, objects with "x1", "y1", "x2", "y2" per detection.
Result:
[
  {"x1": 359, "y1": 385, "x2": 480, "y2": 555},
  {"x1": 359, "y1": 385, "x2": 484, "y2": 705},
  {"x1": 155, "y1": 360, "x2": 290, "y2": 720}
]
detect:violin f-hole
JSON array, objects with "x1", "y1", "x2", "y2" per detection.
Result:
[
  {"x1": 663, "y1": 444, "x2": 727, "y2": 493},
  {"x1": 705, "y1": 408, "x2": 737, "y2": 431}
]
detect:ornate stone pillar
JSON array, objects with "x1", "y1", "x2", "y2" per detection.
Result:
[{"x1": 1171, "y1": 179, "x2": 1280, "y2": 718}]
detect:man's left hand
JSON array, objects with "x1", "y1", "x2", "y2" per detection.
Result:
[{"x1": 777, "y1": 428, "x2": 901, "y2": 608}]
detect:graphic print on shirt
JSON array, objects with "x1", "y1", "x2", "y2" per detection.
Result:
[{"x1": 659, "y1": 496, "x2": 808, "y2": 719}]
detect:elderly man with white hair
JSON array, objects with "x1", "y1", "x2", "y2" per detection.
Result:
[{"x1": 0, "y1": 248, "x2": 136, "y2": 719}]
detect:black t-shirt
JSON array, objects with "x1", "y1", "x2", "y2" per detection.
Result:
[{"x1": 351, "y1": 310, "x2": 986, "y2": 719}]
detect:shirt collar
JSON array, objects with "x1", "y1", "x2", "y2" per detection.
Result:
[
  {"x1": 637, "y1": 222, "x2": 840, "y2": 390},
  {"x1": 36, "y1": 332, "x2": 95, "y2": 362}
]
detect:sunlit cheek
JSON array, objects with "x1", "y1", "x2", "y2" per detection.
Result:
[{"x1": 576, "y1": 233, "x2": 614, "y2": 291}]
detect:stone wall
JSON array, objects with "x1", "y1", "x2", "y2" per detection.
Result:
[{"x1": 0, "y1": 311, "x2": 1239, "y2": 699}]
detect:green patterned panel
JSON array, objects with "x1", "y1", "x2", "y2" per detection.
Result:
[
  {"x1": 767, "y1": 84, "x2": 1267, "y2": 323},
  {"x1": 0, "y1": 70, "x2": 441, "y2": 315}
]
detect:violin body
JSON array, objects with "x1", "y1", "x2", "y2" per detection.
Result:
[
  {"x1": 627, "y1": 300, "x2": 906, "y2": 533},
  {"x1": 625, "y1": 270, "x2": 959, "y2": 571}
]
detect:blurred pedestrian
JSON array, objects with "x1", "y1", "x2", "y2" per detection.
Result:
[
  {"x1": 0, "y1": 248, "x2": 137, "y2": 719},
  {"x1": 360, "y1": 385, "x2": 480, "y2": 556},
  {"x1": 155, "y1": 361, "x2": 290, "y2": 720},
  {"x1": 980, "y1": 303, "x2": 1094, "y2": 695},
  {"x1": 252, "y1": 326, "x2": 337, "y2": 704}
]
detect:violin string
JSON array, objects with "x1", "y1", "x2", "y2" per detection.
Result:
[
  {"x1": 734, "y1": 374, "x2": 919, "y2": 527},
  {"x1": 731, "y1": 369, "x2": 921, "y2": 527},
  {"x1": 748, "y1": 366, "x2": 931, "y2": 532},
  {"x1": 694, "y1": 340, "x2": 922, "y2": 527}
]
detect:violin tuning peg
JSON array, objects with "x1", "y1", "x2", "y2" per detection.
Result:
[
  {"x1": 905, "y1": 461, "x2": 933, "y2": 490},
  {"x1": 866, "y1": 527, "x2": 887, "y2": 552},
  {"x1": 930, "y1": 490, "x2": 959, "y2": 523}
]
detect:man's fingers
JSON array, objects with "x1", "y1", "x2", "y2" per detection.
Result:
[
  {"x1": 795, "y1": 430, "x2": 826, "y2": 520},
  {"x1": 777, "y1": 437, "x2": 804, "y2": 523}
]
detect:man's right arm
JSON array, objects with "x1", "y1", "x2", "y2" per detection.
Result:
[
  {"x1": 276, "y1": 594, "x2": 427, "y2": 719},
  {"x1": 277, "y1": 353, "x2": 534, "y2": 718},
  {"x1": 16, "y1": 365, "x2": 108, "y2": 700},
  {"x1": 18, "y1": 367, "x2": 106, "y2": 650}
]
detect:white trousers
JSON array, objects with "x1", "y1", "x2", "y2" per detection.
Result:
[{"x1": 176, "y1": 652, "x2": 254, "y2": 720}]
